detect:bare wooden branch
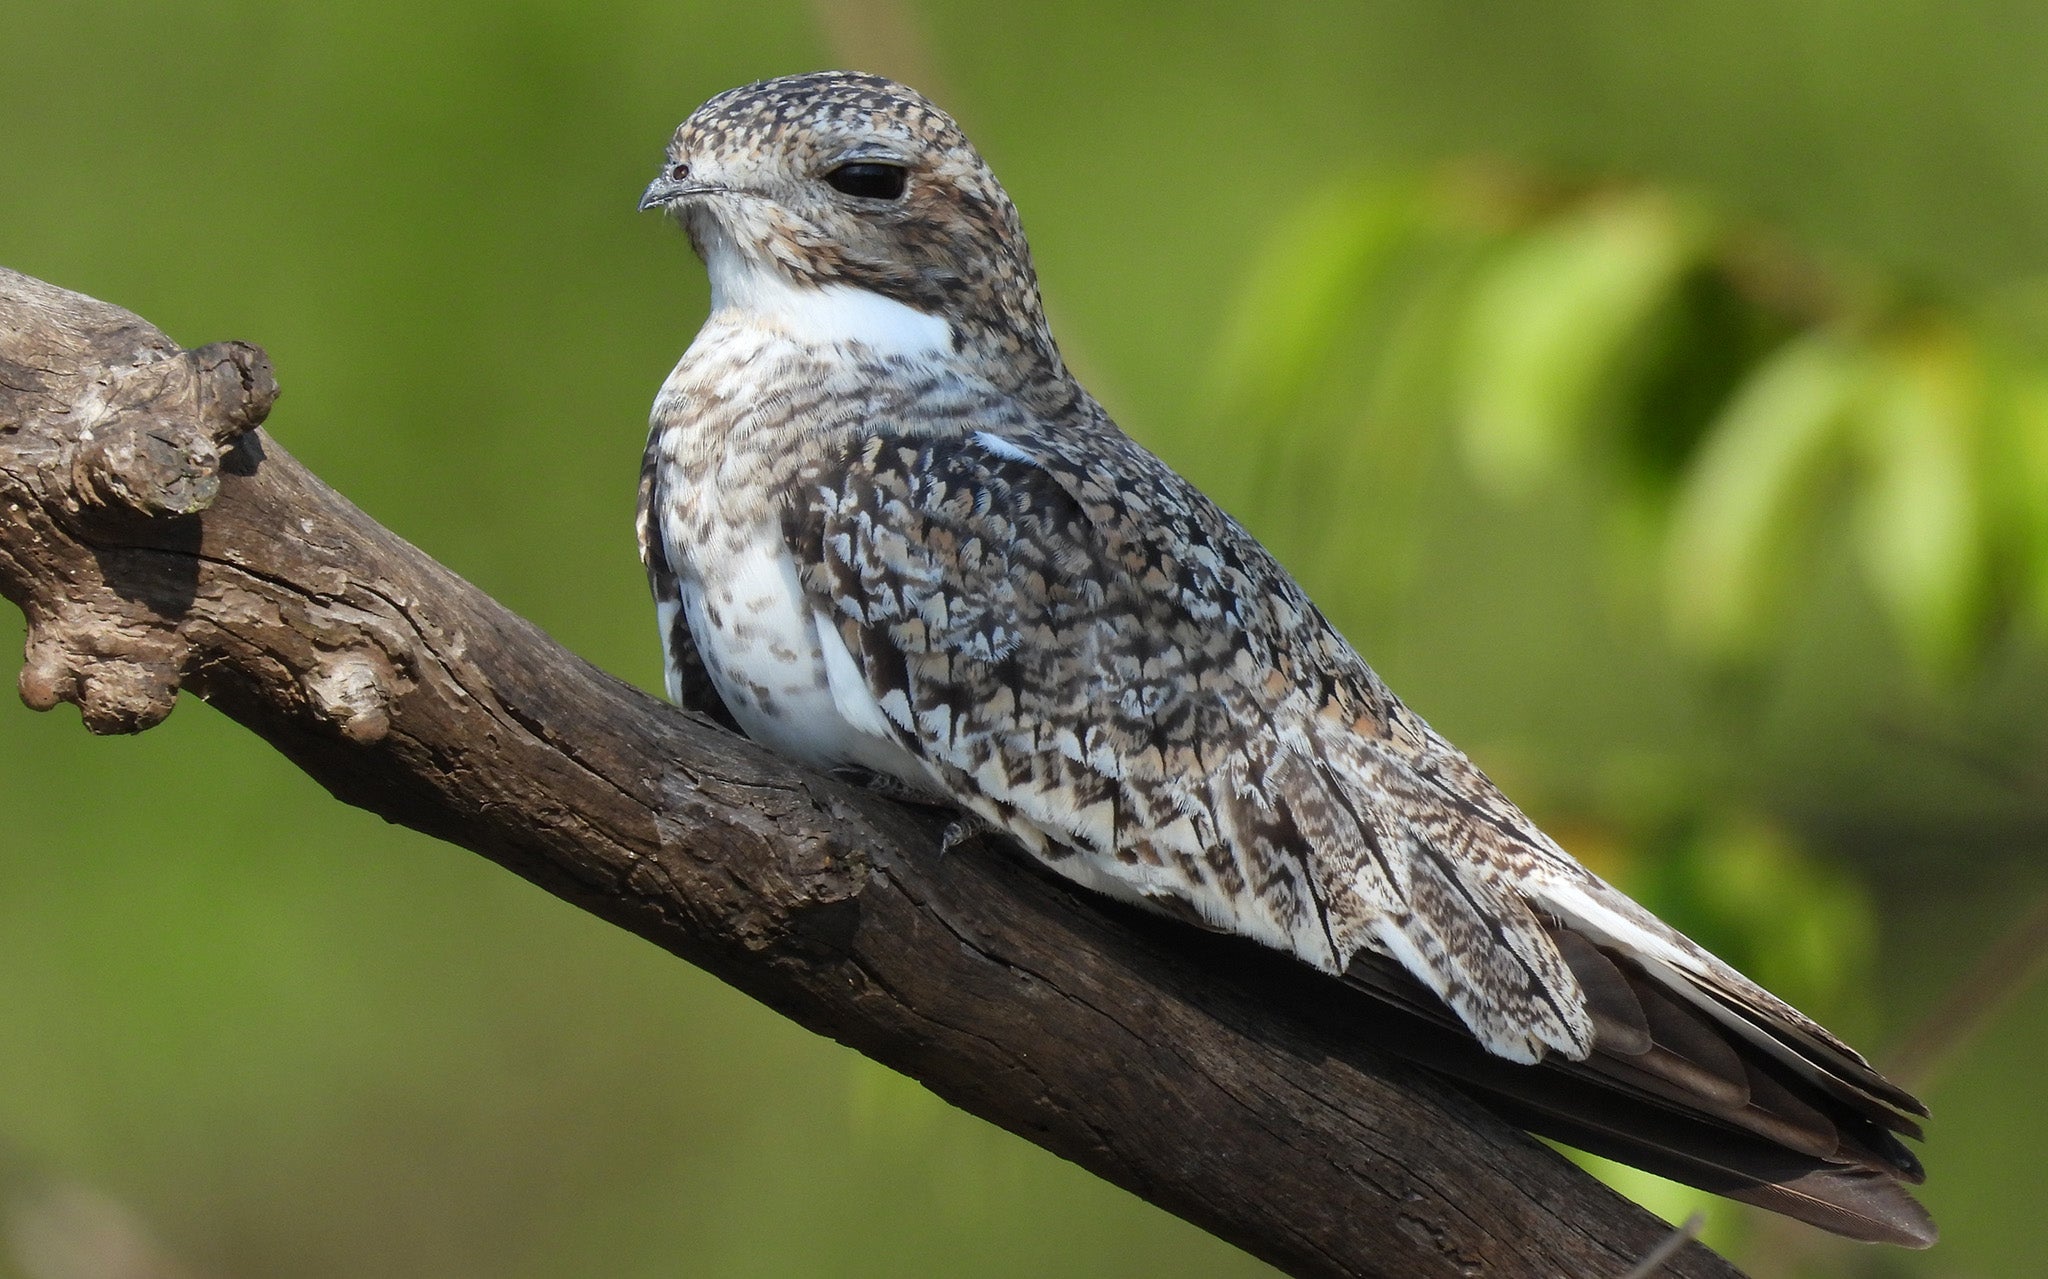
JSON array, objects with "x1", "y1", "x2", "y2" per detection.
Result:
[{"x1": 0, "y1": 266, "x2": 1742, "y2": 1279}]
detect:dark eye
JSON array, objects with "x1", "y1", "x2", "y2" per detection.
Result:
[
  {"x1": 825, "y1": 162, "x2": 908, "y2": 200},
  {"x1": 667, "y1": 161, "x2": 690, "y2": 180}
]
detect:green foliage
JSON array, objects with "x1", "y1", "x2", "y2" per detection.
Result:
[
  {"x1": 1628, "y1": 814, "x2": 1880, "y2": 1031},
  {"x1": 1457, "y1": 190, "x2": 1705, "y2": 492},
  {"x1": 1851, "y1": 328, "x2": 1988, "y2": 676},
  {"x1": 1666, "y1": 332, "x2": 1863, "y2": 659},
  {"x1": 1211, "y1": 167, "x2": 2048, "y2": 681}
]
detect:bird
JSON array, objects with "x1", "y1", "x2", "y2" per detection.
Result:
[{"x1": 635, "y1": 71, "x2": 1934, "y2": 1247}]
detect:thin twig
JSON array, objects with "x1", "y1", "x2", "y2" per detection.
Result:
[{"x1": 1620, "y1": 1213, "x2": 1707, "y2": 1279}]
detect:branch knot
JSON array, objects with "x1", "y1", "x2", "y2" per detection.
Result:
[
  {"x1": 71, "y1": 340, "x2": 276, "y2": 519},
  {"x1": 18, "y1": 606, "x2": 183, "y2": 733},
  {"x1": 303, "y1": 648, "x2": 396, "y2": 744}
]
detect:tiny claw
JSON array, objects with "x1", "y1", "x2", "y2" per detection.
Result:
[{"x1": 939, "y1": 820, "x2": 974, "y2": 855}]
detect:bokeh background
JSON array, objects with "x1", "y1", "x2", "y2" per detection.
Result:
[{"x1": 4, "y1": 3, "x2": 2047, "y2": 1276}]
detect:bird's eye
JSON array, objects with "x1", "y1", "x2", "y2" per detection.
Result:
[
  {"x1": 824, "y1": 162, "x2": 908, "y2": 201},
  {"x1": 667, "y1": 161, "x2": 690, "y2": 181}
]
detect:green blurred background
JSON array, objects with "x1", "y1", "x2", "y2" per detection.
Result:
[{"x1": 5, "y1": 3, "x2": 2047, "y2": 1276}]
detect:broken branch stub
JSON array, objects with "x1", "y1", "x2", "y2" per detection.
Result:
[{"x1": 1, "y1": 269, "x2": 272, "y2": 732}]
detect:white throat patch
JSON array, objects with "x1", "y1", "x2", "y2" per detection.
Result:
[{"x1": 700, "y1": 233, "x2": 953, "y2": 359}]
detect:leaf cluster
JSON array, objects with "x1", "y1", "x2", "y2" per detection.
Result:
[{"x1": 1210, "y1": 166, "x2": 2048, "y2": 680}]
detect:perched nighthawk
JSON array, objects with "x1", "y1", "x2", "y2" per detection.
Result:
[{"x1": 636, "y1": 71, "x2": 1933, "y2": 1246}]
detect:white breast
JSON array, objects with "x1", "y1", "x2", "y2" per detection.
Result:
[
  {"x1": 650, "y1": 252, "x2": 951, "y2": 791},
  {"x1": 674, "y1": 526, "x2": 927, "y2": 787}
]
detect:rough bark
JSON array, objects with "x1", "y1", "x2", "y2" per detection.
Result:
[{"x1": 0, "y1": 266, "x2": 1742, "y2": 1279}]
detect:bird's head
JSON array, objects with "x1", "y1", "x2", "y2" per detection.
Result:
[{"x1": 642, "y1": 72, "x2": 1061, "y2": 374}]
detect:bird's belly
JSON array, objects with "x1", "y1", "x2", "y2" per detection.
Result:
[{"x1": 679, "y1": 532, "x2": 925, "y2": 784}]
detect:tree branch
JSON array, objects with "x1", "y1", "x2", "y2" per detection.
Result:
[{"x1": 0, "y1": 266, "x2": 1741, "y2": 1279}]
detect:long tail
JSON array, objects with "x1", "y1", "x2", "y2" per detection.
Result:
[{"x1": 1344, "y1": 922, "x2": 1935, "y2": 1248}]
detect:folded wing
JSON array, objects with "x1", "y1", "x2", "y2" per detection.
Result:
[{"x1": 780, "y1": 423, "x2": 1931, "y2": 1245}]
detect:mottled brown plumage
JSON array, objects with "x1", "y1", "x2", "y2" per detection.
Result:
[{"x1": 638, "y1": 71, "x2": 1933, "y2": 1246}]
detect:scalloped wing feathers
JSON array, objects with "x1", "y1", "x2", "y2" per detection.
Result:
[{"x1": 783, "y1": 424, "x2": 1595, "y2": 1063}]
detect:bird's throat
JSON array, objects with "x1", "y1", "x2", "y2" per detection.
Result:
[{"x1": 698, "y1": 237, "x2": 954, "y2": 360}]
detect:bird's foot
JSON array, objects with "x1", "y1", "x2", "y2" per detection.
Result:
[
  {"x1": 830, "y1": 764, "x2": 944, "y2": 806},
  {"x1": 939, "y1": 819, "x2": 984, "y2": 856}
]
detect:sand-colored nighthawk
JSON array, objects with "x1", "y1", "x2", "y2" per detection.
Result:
[{"x1": 636, "y1": 71, "x2": 1932, "y2": 1246}]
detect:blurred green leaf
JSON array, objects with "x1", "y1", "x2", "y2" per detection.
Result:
[
  {"x1": 1630, "y1": 815, "x2": 1878, "y2": 1026},
  {"x1": 1850, "y1": 330, "x2": 1987, "y2": 679},
  {"x1": 1205, "y1": 178, "x2": 1428, "y2": 423},
  {"x1": 1456, "y1": 192, "x2": 1703, "y2": 494},
  {"x1": 1226, "y1": 161, "x2": 2048, "y2": 681},
  {"x1": 1202, "y1": 175, "x2": 1501, "y2": 636},
  {"x1": 1662, "y1": 332, "x2": 1862, "y2": 659},
  {"x1": 1983, "y1": 365, "x2": 2048, "y2": 634}
]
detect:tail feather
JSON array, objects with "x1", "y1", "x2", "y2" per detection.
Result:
[
  {"x1": 1342, "y1": 921, "x2": 1935, "y2": 1248},
  {"x1": 1539, "y1": 882, "x2": 1927, "y2": 1125}
]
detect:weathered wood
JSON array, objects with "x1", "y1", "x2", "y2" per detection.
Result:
[{"x1": 0, "y1": 266, "x2": 1742, "y2": 1279}]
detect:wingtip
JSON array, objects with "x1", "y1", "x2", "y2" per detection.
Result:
[{"x1": 1724, "y1": 1168, "x2": 1938, "y2": 1249}]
